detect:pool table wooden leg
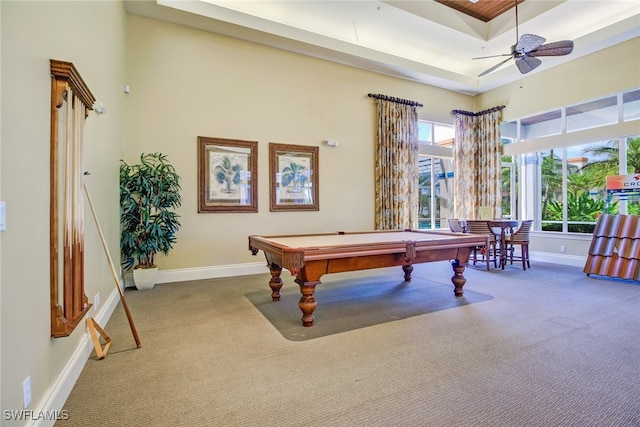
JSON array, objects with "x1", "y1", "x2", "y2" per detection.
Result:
[
  {"x1": 295, "y1": 279, "x2": 320, "y2": 327},
  {"x1": 267, "y1": 263, "x2": 283, "y2": 301},
  {"x1": 451, "y1": 259, "x2": 467, "y2": 297},
  {"x1": 402, "y1": 264, "x2": 413, "y2": 281}
]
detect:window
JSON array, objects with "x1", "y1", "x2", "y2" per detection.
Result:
[
  {"x1": 417, "y1": 120, "x2": 454, "y2": 229},
  {"x1": 502, "y1": 88, "x2": 639, "y2": 234},
  {"x1": 418, "y1": 122, "x2": 433, "y2": 143},
  {"x1": 418, "y1": 120, "x2": 455, "y2": 146},
  {"x1": 566, "y1": 96, "x2": 618, "y2": 132},
  {"x1": 521, "y1": 110, "x2": 562, "y2": 139},
  {"x1": 419, "y1": 89, "x2": 639, "y2": 234},
  {"x1": 602, "y1": 136, "x2": 640, "y2": 216},
  {"x1": 501, "y1": 159, "x2": 515, "y2": 219},
  {"x1": 418, "y1": 157, "x2": 454, "y2": 229},
  {"x1": 535, "y1": 139, "x2": 640, "y2": 233},
  {"x1": 623, "y1": 89, "x2": 640, "y2": 122},
  {"x1": 516, "y1": 140, "x2": 628, "y2": 234}
]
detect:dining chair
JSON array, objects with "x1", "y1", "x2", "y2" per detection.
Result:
[
  {"x1": 447, "y1": 218, "x2": 465, "y2": 233},
  {"x1": 506, "y1": 219, "x2": 533, "y2": 270},
  {"x1": 465, "y1": 220, "x2": 498, "y2": 270}
]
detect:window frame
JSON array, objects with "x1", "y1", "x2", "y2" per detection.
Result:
[{"x1": 501, "y1": 88, "x2": 640, "y2": 235}]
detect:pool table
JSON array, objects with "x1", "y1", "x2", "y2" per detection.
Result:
[{"x1": 248, "y1": 229, "x2": 488, "y2": 327}]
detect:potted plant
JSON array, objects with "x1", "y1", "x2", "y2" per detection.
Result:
[{"x1": 120, "y1": 152, "x2": 182, "y2": 290}]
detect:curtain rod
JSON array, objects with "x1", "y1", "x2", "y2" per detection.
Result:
[
  {"x1": 451, "y1": 105, "x2": 505, "y2": 116},
  {"x1": 368, "y1": 93, "x2": 423, "y2": 108}
]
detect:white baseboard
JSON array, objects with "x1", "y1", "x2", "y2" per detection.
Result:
[
  {"x1": 530, "y1": 251, "x2": 586, "y2": 268},
  {"x1": 122, "y1": 261, "x2": 268, "y2": 288},
  {"x1": 157, "y1": 262, "x2": 268, "y2": 283}
]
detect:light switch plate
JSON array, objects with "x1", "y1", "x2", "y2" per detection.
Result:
[
  {"x1": 23, "y1": 377, "x2": 31, "y2": 408},
  {"x1": 0, "y1": 201, "x2": 6, "y2": 231}
]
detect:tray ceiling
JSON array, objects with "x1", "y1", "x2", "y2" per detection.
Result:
[
  {"x1": 125, "y1": 0, "x2": 640, "y2": 95},
  {"x1": 435, "y1": 0, "x2": 523, "y2": 23}
]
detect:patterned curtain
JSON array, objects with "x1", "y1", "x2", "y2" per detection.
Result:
[
  {"x1": 371, "y1": 95, "x2": 421, "y2": 230},
  {"x1": 452, "y1": 106, "x2": 505, "y2": 220}
]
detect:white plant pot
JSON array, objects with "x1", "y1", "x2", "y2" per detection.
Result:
[{"x1": 133, "y1": 267, "x2": 159, "y2": 291}]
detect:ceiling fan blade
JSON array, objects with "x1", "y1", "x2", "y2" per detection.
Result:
[
  {"x1": 515, "y1": 56, "x2": 542, "y2": 74},
  {"x1": 528, "y1": 40, "x2": 575, "y2": 57},
  {"x1": 515, "y1": 33, "x2": 546, "y2": 53},
  {"x1": 478, "y1": 56, "x2": 515, "y2": 77}
]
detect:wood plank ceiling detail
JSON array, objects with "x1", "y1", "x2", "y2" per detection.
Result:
[{"x1": 434, "y1": 0, "x2": 524, "y2": 22}]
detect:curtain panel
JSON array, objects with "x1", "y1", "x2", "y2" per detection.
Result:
[
  {"x1": 372, "y1": 98, "x2": 420, "y2": 230},
  {"x1": 452, "y1": 107, "x2": 504, "y2": 220}
]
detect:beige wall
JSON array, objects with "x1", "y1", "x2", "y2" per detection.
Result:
[
  {"x1": 124, "y1": 14, "x2": 474, "y2": 271},
  {"x1": 1, "y1": 0, "x2": 127, "y2": 422}
]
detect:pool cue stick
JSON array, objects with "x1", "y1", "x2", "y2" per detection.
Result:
[{"x1": 84, "y1": 181, "x2": 142, "y2": 348}]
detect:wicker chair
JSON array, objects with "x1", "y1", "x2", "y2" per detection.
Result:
[
  {"x1": 506, "y1": 220, "x2": 533, "y2": 270},
  {"x1": 465, "y1": 220, "x2": 498, "y2": 270}
]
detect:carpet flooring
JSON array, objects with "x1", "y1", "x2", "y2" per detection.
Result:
[
  {"x1": 56, "y1": 261, "x2": 640, "y2": 427},
  {"x1": 245, "y1": 268, "x2": 493, "y2": 340}
]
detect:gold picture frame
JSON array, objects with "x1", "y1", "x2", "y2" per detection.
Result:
[
  {"x1": 269, "y1": 143, "x2": 319, "y2": 211},
  {"x1": 198, "y1": 136, "x2": 258, "y2": 213}
]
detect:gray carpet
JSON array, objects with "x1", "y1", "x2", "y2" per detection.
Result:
[
  {"x1": 56, "y1": 261, "x2": 640, "y2": 427},
  {"x1": 246, "y1": 267, "x2": 493, "y2": 340}
]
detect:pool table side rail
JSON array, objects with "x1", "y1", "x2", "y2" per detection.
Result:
[{"x1": 248, "y1": 231, "x2": 487, "y2": 275}]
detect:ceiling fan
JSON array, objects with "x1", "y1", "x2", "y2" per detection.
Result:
[{"x1": 474, "y1": 0, "x2": 574, "y2": 77}]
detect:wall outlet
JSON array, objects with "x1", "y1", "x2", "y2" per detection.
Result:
[
  {"x1": 560, "y1": 245, "x2": 567, "y2": 253},
  {"x1": 23, "y1": 376, "x2": 32, "y2": 408},
  {"x1": 94, "y1": 293, "x2": 100, "y2": 311}
]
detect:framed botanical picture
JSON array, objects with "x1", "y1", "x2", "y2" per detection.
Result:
[
  {"x1": 198, "y1": 136, "x2": 258, "y2": 213},
  {"x1": 269, "y1": 143, "x2": 319, "y2": 211}
]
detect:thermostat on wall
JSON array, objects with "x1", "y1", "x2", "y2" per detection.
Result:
[{"x1": 323, "y1": 139, "x2": 339, "y2": 147}]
